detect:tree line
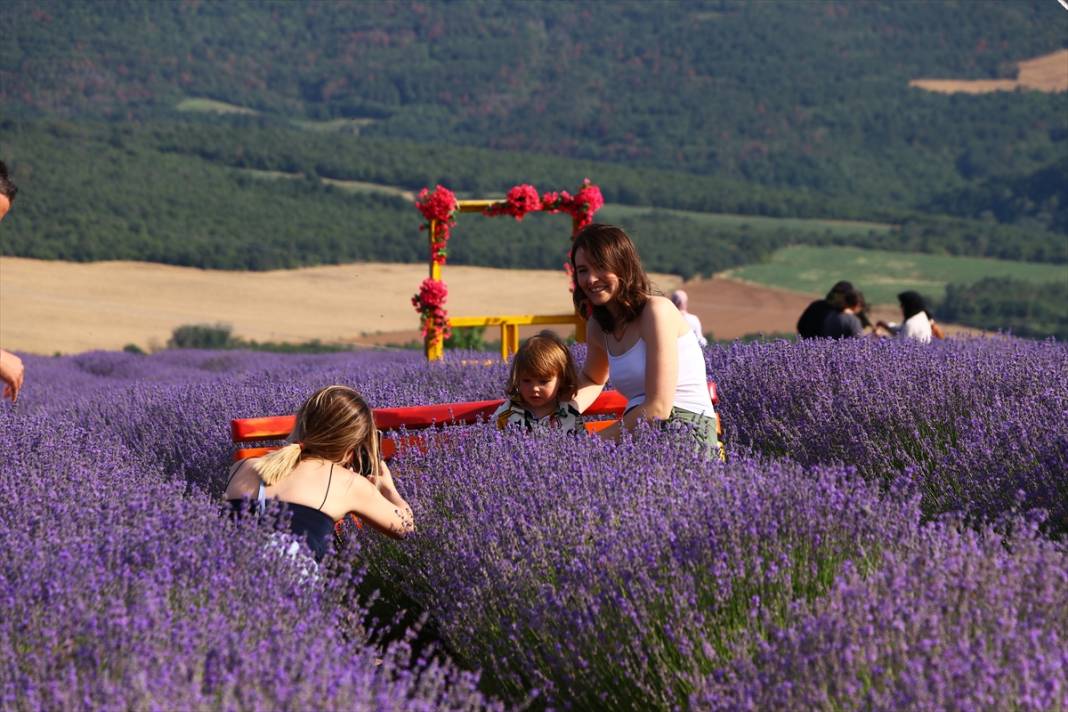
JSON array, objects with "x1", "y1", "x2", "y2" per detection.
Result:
[
  {"x1": 3, "y1": 120, "x2": 1063, "y2": 278},
  {"x1": 938, "y1": 277, "x2": 1068, "y2": 341}
]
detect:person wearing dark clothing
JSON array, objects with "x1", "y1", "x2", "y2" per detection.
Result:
[
  {"x1": 821, "y1": 286, "x2": 867, "y2": 338},
  {"x1": 798, "y1": 281, "x2": 855, "y2": 339}
]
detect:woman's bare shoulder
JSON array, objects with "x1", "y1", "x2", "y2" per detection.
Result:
[
  {"x1": 646, "y1": 294, "x2": 675, "y2": 312},
  {"x1": 643, "y1": 295, "x2": 688, "y2": 335},
  {"x1": 644, "y1": 295, "x2": 681, "y2": 322}
]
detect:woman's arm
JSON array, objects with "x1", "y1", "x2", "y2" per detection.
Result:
[
  {"x1": 352, "y1": 461, "x2": 415, "y2": 538},
  {"x1": 621, "y1": 297, "x2": 679, "y2": 430},
  {"x1": 573, "y1": 318, "x2": 610, "y2": 413}
]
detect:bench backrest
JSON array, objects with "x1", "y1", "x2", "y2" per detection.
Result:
[{"x1": 231, "y1": 382, "x2": 718, "y2": 461}]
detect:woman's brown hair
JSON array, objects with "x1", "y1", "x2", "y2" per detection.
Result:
[
  {"x1": 570, "y1": 224, "x2": 652, "y2": 334},
  {"x1": 254, "y1": 385, "x2": 379, "y2": 484},
  {"x1": 506, "y1": 330, "x2": 579, "y2": 403}
]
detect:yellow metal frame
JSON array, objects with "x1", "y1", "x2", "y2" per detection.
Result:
[
  {"x1": 425, "y1": 199, "x2": 583, "y2": 361},
  {"x1": 450, "y1": 314, "x2": 588, "y2": 361}
]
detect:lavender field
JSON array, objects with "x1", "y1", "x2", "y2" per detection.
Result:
[{"x1": 2, "y1": 338, "x2": 1066, "y2": 710}]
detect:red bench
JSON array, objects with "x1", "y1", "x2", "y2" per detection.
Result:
[{"x1": 231, "y1": 382, "x2": 720, "y2": 461}]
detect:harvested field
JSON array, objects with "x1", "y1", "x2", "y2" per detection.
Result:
[
  {"x1": 0, "y1": 258, "x2": 673, "y2": 354},
  {"x1": 1, "y1": 258, "x2": 982, "y2": 355},
  {"x1": 910, "y1": 49, "x2": 1068, "y2": 94}
]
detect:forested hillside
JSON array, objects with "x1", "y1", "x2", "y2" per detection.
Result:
[
  {"x1": 3, "y1": 119, "x2": 1062, "y2": 275},
  {"x1": 6, "y1": 1, "x2": 1065, "y2": 204},
  {"x1": 1, "y1": 0, "x2": 1065, "y2": 277}
]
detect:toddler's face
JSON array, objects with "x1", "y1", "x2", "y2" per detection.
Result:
[{"x1": 519, "y1": 372, "x2": 560, "y2": 409}]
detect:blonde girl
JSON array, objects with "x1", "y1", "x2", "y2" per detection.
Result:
[{"x1": 224, "y1": 385, "x2": 413, "y2": 561}]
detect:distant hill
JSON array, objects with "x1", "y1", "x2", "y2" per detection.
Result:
[
  {"x1": 1, "y1": 0, "x2": 1065, "y2": 274},
  {"x1": 4, "y1": 1, "x2": 1065, "y2": 204}
]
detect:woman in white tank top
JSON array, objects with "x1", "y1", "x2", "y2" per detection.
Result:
[{"x1": 569, "y1": 224, "x2": 719, "y2": 458}]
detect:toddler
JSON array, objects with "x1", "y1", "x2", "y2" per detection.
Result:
[{"x1": 493, "y1": 331, "x2": 584, "y2": 434}]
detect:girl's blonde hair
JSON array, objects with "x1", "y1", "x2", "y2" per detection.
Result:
[
  {"x1": 506, "y1": 330, "x2": 579, "y2": 403},
  {"x1": 254, "y1": 385, "x2": 379, "y2": 485}
]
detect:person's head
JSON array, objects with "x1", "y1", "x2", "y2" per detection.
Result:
[
  {"x1": 670, "y1": 289, "x2": 689, "y2": 313},
  {"x1": 898, "y1": 290, "x2": 929, "y2": 320},
  {"x1": 825, "y1": 281, "x2": 854, "y2": 309},
  {"x1": 254, "y1": 385, "x2": 379, "y2": 485},
  {"x1": 570, "y1": 223, "x2": 651, "y2": 333},
  {"x1": 837, "y1": 287, "x2": 865, "y2": 313},
  {"x1": 506, "y1": 330, "x2": 578, "y2": 409},
  {"x1": 0, "y1": 162, "x2": 17, "y2": 222}
]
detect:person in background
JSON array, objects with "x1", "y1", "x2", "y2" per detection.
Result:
[
  {"x1": 224, "y1": 385, "x2": 414, "y2": 562},
  {"x1": 821, "y1": 285, "x2": 867, "y2": 339},
  {"x1": 670, "y1": 290, "x2": 708, "y2": 348},
  {"x1": 797, "y1": 280, "x2": 853, "y2": 339},
  {"x1": 570, "y1": 224, "x2": 719, "y2": 458},
  {"x1": 0, "y1": 161, "x2": 24, "y2": 402},
  {"x1": 876, "y1": 290, "x2": 944, "y2": 343},
  {"x1": 493, "y1": 330, "x2": 584, "y2": 433}
]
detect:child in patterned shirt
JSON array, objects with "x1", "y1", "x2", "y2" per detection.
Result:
[{"x1": 493, "y1": 330, "x2": 584, "y2": 434}]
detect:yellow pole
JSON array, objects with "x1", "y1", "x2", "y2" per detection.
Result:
[
  {"x1": 508, "y1": 324, "x2": 520, "y2": 357},
  {"x1": 425, "y1": 218, "x2": 444, "y2": 361}
]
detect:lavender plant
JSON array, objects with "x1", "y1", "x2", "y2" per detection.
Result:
[
  {"x1": 0, "y1": 409, "x2": 496, "y2": 711},
  {"x1": 358, "y1": 426, "x2": 919, "y2": 709},
  {"x1": 3, "y1": 336, "x2": 1065, "y2": 710},
  {"x1": 709, "y1": 337, "x2": 1068, "y2": 530},
  {"x1": 695, "y1": 515, "x2": 1068, "y2": 710}
]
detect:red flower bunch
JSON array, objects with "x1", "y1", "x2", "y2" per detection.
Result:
[
  {"x1": 416, "y1": 185, "x2": 459, "y2": 265},
  {"x1": 539, "y1": 179, "x2": 605, "y2": 233},
  {"x1": 481, "y1": 179, "x2": 604, "y2": 234},
  {"x1": 569, "y1": 179, "x2": 605, "y2": 231},
  {"x1": 484, "y1": 183, "x2": 543, "y2": 221},
  {"x1": 411, "y1": 278, "x2": 450, "y2": 338}
]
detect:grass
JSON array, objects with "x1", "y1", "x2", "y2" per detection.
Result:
[
  {"x1": 598, "y1": 205, "x2": 894, "y2": 237},
  {"x1": 236, "y1": 168, "x2": 413, "y2": 200},
  {"x1": 178, "y1": 99, "x2": 376, "y2": 133},
  {"x1": 176, "y1": 98, "x2": 259, "y2": 115},
  {"x1": 723, "y1": 245, "x2": 1068, "y2": 304}
]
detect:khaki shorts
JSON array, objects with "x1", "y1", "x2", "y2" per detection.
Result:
[{"x1": 663, "y1": 406, "x2": 722, "y2": 461}]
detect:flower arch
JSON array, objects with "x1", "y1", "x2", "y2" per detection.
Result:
[{"x1": 412, "y1": 180, "x2": 604, "y2": 357}]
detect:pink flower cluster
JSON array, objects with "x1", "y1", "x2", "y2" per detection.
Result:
[
  {"x1": 411, "y1": 277, "x2": 450, "y2": 338},
  {"x1": 539, "y1": 179, "x2": 606, "y2": 233},
  {"x1": 415, "y1": 185, "x2": 459, "y2": 266},
  {"x1": 483, "y1": 179, "x2": 604, "y2": 234},
  {"x1": 483, "y1": 184, "x2": 543, "y2": 221}
]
